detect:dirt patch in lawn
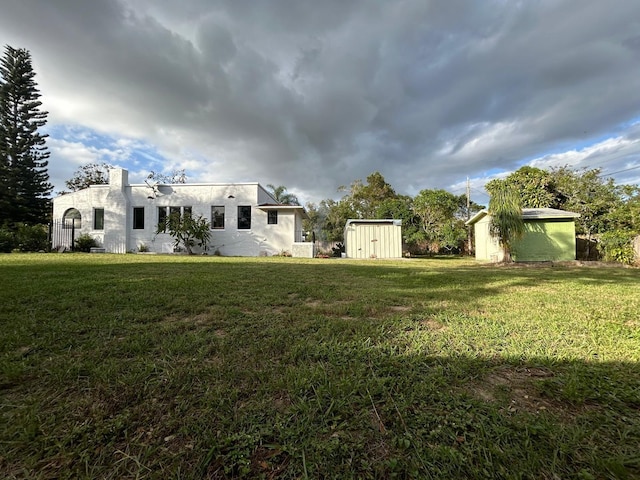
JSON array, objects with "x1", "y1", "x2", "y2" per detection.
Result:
[{"x1": 466, "y1": 366, "x2": 571, "y2": 416}]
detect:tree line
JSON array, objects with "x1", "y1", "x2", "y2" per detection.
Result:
[
  {"x1": 303, "y1": 172, "x2": 484, "y2": 255},
  {"x1": 304, "y1": 166, "x2": 639, "y2": 262}
]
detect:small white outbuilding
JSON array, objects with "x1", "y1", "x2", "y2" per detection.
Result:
[{"x1": 344, "y1": 219, "x2": 403, "y2": 259}]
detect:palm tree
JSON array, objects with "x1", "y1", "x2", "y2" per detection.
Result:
[
  {"x1": 267, "y1": 184, "x2": 300, "y2": 205},
  {"x1": 487, "y1": 182, "x2": 525, "y2": 262}
]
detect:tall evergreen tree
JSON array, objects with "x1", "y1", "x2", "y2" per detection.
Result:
[{"x1": 0, "y1": 45, "x2": 51, "y2": 225}]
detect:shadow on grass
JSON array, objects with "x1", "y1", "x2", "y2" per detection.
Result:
[{"x1": 1, "y1": 255, "x2": 639, "y2": 478}]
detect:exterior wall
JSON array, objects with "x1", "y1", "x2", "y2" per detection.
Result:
[
  {"x1": 291, "y1": 242, "x2": 315, "y2": 258},
  {"x1": 473, "y1": 215, "x2": 503, "y2": 262},
  {"x1": 51, "y1": 169, "x2": 307, "y2": 256},
  {"x1": 511, "y1": 219, "x2": 576, "y2": 262},
  {"x1": 52, "y1": 185, "x2": 111, "y2": 251},
  {"x1": 345, "y1": 222, "x2": 402, "y2": 259},
  {"x1": 472, "y1": 216, "x2": 576, "y2": 262}
]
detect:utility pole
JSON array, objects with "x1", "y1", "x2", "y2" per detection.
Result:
[{"x1": 466, "y1": 177, "x2": 472, "y2": 255}]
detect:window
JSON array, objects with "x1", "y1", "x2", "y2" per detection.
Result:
[
  {"x1": 133, "y1": 207, "x2": 145, "y2": 229},
  {"x1": 211, "y1": 206, "x2": 225, "y2": 229},
  {"x1": 158, "y1": 207, "x2": 168, "y2": 232},
  {"x1": 158, "y1": 206, "x2": 192, "y2": 232},
  {"x1": 268, "y1": 210, "x2": 278, "y2": 225},
  {"x1": 94, "y1": 208, "x2": 104, "y2": 230},
  {"x1": 238, "y1": 206, "x2": 251, "y2": 230},
  {"x1": 170, "y1": 206, "x2": 181, "y2": 218}
]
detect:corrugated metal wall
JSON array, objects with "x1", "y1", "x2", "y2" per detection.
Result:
[{"x1": 345, "y1": 222, "x2": 402, "y2": 258}]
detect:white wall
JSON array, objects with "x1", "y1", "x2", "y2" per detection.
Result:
[{"x1": 52, "y1": 169, "x2": 307, "y2": 256}]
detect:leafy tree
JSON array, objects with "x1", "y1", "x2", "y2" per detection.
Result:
[
  {"x1": 487, "y1": 167, "x2": 557, "y2": 208},
  {"x1": 156, "y1": 211, "x2": 211, "y2": 254},
  {"x1": 375, "y1": 195, "x2": 422, "y2": 250},
  {"x1": 598, "y1": 230, "x2": 636, "y2": 265},
  {"x1": 414, "y1": 189, "x2": 466, "y2": 253},
  {"x1": 608, "y1": 185, "x2": 640, "y2": 232},
  {"x1": 321, "y1": 198, "x2": 357, "y2": 242},
  {"x1": 550, "y1": 167, "x2": 620, "y2": 258},
  {"x1": 267, "y1": 184, "x2": 300, "y2": 205},
  {"x1": 64, "y1": 162, "x2": 113, "y2": 192},
  {"x1": 488, "y1": 182, "x2": 524, "y2": 262},
  {"x1": 0, "y1": 45, "x2": 51, "y2": 225},
  {"x1": 455, "y1": 195, "x2": 485, "y2": 222},
  {"x1": 148, "y1": 169, "x2": 187, "y2": 184},
  {"x1": 340, "y1": 171, "x2": 397, "y2": 219}
]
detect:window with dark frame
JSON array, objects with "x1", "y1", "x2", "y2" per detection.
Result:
[
  {"x1": 158, "y1": 206, "x2": 192, "y2": 232},
  {"x1": 267, "y1": 210, "x2": 278, "y2": 225},
  {"x1": 237, "y1": 206, "x2": 251, "y2": 230},
  {"x1": 94, "y1": 208, "x2": 104, "y2": 230},
  {"x1": 211, "y1": 206, "x2": 225, "y2": 229},
  {"x1": 158, "y1": 207, "x2": 168, "y2": 232},
  {"x1": 133, "y1": 207, "x2": 145, "y2": 229}
]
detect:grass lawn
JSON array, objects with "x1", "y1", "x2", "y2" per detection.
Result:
[{"x1": 1, "y1": 253, "x2": 639, "y2": 479}]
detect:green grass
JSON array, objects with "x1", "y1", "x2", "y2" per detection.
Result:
[{"x1": 1, "y1": 253, "x2": 639, "y2": 479}]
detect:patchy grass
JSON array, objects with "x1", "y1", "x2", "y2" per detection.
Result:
[{"x1": 1, "y1": 253, "x2": 639, "y2": 479}]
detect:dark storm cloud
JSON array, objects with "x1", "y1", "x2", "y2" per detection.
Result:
[{"x1": 1, "y1": 0, "x2": 639, "y2": 200}]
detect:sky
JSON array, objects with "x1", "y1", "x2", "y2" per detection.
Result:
[{"x1": 2, "y1": 0, "x2": 640, "y2": 206}]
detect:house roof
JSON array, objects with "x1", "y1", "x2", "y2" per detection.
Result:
[
  {"x1": 257, "y1": 203, "x2": 310, "y2": 220},
  {"x1": 465, "y1": 208, "x2": 580, "y2": 226}
]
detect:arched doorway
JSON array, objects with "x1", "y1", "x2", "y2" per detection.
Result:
[{"x1": 63, "y1": 208, "x2": 81, "y2": 229}]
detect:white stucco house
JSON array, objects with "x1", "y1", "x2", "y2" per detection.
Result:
[{"x1": 51, "y1": 168, "x2": 313, "y2": 257}]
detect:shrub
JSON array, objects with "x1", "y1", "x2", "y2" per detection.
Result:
[
  {"x1": 74, "y1": 234, "x2": 99, "y2": 253},
  {"x1": 157, "y1": 213, "x2": 211, "y2": 255},
  {"x1": 0, "y1": 226, "x2": 15, "y2": 252},
  {"x1": 0, "y1": 224, "x2": 49, "y2": 252},
  {"x1": 598, "y1": 230, "x2": 636, "y2": 265},
  {"x1": 16, "y1": 224, "x2": 48, "y2": 252},
  {"x1": 138, "y1": 243, "x2": 149, "y2": 252},
  {"x1": 332, "y1": 242, "x2": 345, "y2": 257}
]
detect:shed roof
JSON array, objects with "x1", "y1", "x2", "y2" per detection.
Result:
[
  {"x1": 345, "y1": 219, "x2": 402, "y2": 227},
  {"x1": 465, "y1": 208, "x2": 580, "y2": 226}
]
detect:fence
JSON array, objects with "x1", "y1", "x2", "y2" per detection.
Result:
[{"x1": 49, "y1": 220, "x2": 76, "y2": 251}]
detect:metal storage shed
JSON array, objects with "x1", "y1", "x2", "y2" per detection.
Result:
[{"x1": 344, "y1": 219, "x2": 402, "y2": 259}]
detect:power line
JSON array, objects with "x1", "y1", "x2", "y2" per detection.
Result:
[{"x1": 600, "y1": 163, "x2": 640, "y2": 177}]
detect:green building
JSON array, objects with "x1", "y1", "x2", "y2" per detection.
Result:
[{"x1": 466, "y1": 208, "x2": 580, "y2": 262}]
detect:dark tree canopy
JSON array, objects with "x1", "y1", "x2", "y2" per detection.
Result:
[{"x1": 0, "y1": 45, "x2": 51, "y2": 225}]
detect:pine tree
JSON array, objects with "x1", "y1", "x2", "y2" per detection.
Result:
[{"x1": 0, "y1": 45, "x2": 51, "y2": 225}]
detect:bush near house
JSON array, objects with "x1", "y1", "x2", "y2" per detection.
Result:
[{"x1": 74, "y1": 233, "x2": 99, "y2": 252}]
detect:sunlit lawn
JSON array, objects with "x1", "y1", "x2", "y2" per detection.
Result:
[{"x1": 1, "y1": 253, "x2": 639, "y2": 479}]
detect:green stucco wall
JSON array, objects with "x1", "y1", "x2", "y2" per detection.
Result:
[{"x1": 511, "y1": 219, "x2": 576, "y2": 262}]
